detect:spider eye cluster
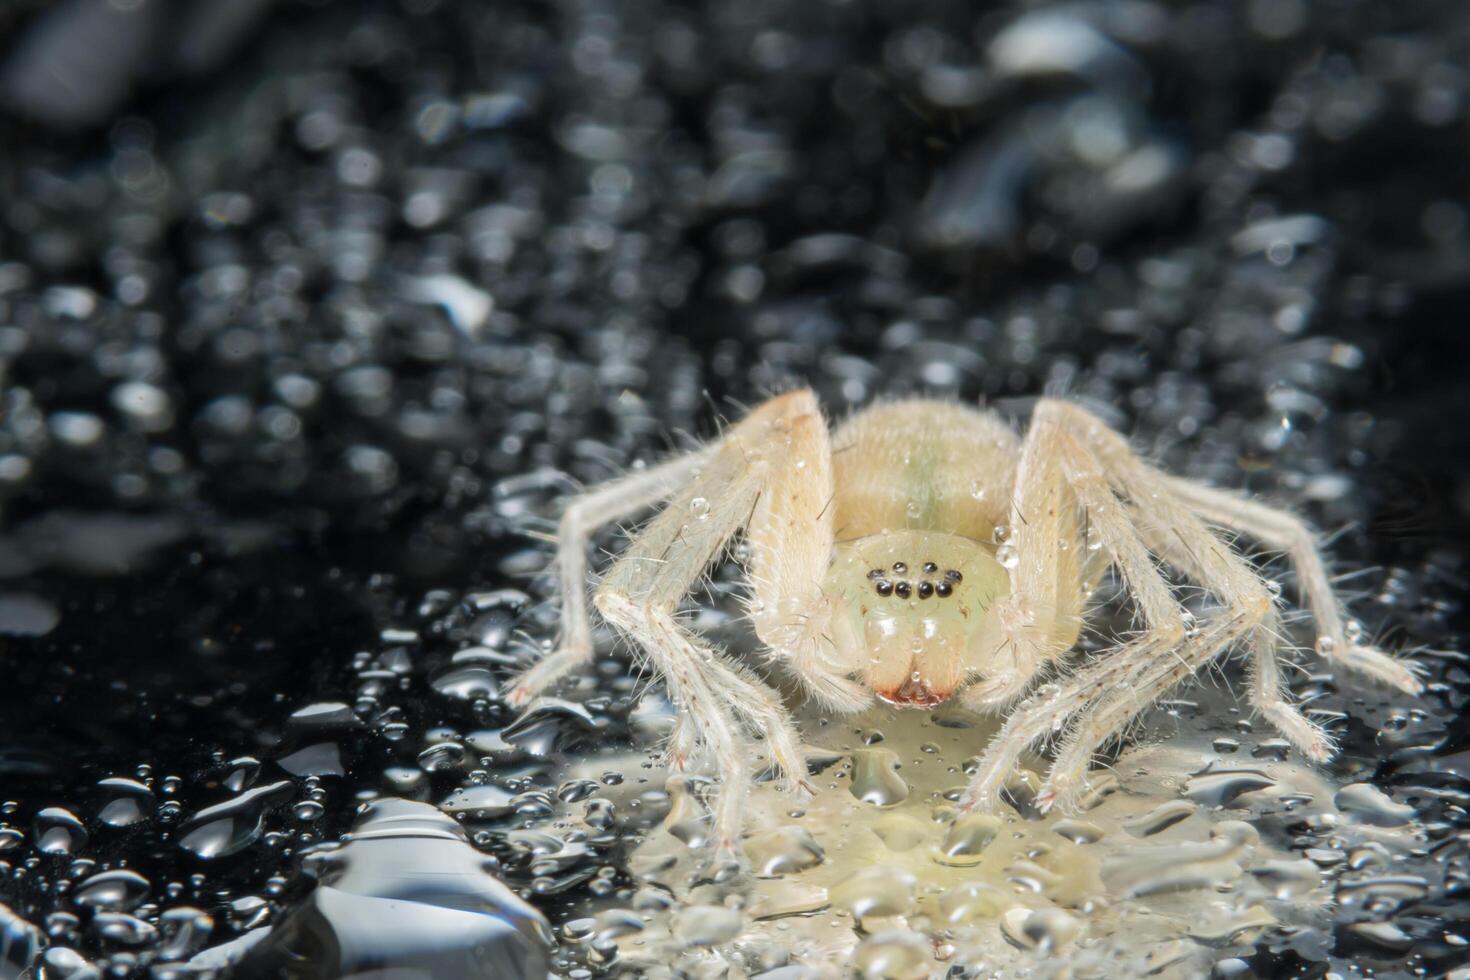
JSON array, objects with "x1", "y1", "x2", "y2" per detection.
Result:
[{"x1": 867, "y1": 562, "x2": 962, "y2": 600}]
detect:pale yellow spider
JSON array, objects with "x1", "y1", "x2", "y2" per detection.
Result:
[{"x1": 505, "y1": 390, "x2": 1421, "y2": 856}]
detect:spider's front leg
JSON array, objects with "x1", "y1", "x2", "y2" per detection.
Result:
[
  {"x1": 591, "y1": 390, "x2": 844, "y2": 858},
  {"x1": 504, "y1": 449, "x2": 711, "y2": 706},
  {"x1": 959, "y1": 402, "x2": 1193, "y2": 809}
]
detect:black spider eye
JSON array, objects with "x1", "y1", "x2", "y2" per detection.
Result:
[
  {"x1": 945, "y1": 569, "x2": 962, "y2": 583},
  {"x1": 868, "y1": 568, "x2": 885, "y2": 580},
  {"x1": 922, "y1": 561, "x2": 938, "y2": 574},
  {"x1": 917, "y1": 581, "x2": 934, "y2": 599},
  {"x1": 936, "y1": 581, "x2": 953, "y2": 597},
  {"x1": 892, "y1": 561, "x2": 907, "y2": 574},
  {"x1": 875, "y1": 579, "x2": 893, "y2": 596},
  {"x1": 894, "y1": 581, "x2": 912, "y2": 598}
]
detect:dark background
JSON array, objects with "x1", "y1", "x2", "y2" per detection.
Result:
[{"x1": 0, "y1": 0, "x2": 1467, "y2": 976}]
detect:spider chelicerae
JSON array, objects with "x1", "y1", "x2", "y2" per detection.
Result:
[{"x1": 506, "y1": 390, "x2": 1420, "y2": 858}]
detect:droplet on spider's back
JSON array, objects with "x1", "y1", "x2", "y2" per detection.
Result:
[{"x1": 689, "y1": 497, "x2": 710, "y2": 520}]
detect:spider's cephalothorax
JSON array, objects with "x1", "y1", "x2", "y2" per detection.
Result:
[
  {"x1": 506, "y1": 390, "x2": 1421, "y2": 858},
  {"x1": 825, "y1": 529, "x2": 1009, "y2": 706}
]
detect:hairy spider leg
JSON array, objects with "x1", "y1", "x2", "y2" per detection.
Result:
[
  {"x1": 960, "y1": 400, "x2": 1331, "y2": 812},
  {"x1": 592, "y1": 390, "x2": 834, "y2": 856},
  {"x1": 958, "y1": 408, "x2": 1091, "y2": 711},
  {"x1": 1163, "y1": 476, "x2": 1423, "y2": 695},
  {"x1": 504, "y1": 447, "x2": 712, "y2": 707}
]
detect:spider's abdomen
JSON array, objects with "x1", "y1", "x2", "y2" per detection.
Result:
[{"x1": 830, "y1": 400, "x2": 1019, "y2": 543}]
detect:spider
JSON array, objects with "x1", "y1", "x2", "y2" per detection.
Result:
[{"x1": 505, "y1": 390, "x2": 1420, "y2": 857}]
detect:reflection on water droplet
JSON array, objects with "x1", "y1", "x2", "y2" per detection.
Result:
[
  {"x1": 206, "y1": 799, "x2": 552, "y2": 976},
  {"x1": 1182, "y1": 768, "x2": 1274, "y2": 807},
  {"x1": 939, "y1": 881, "x2": 1008, "y2": 925},
  {"x1": 1334, "y1": 782, "x2": 1415, "y2": 827},
  {"x1": 849, "y1": 748, "x2": 909, "y2": 806},
  {"x1": 936, "y1": 813, "x2": 1001, "y2": 866},
  {"x1": 689, "y1": 497, "x2": 710, "y2": 520},
  {"x1": 743, "y1": 826, "x2": 824, "y2": 877},
  {"x1": 97, "y1": 778, "x2": 155, "y2": 828},
  {"x1": 1051, "y1": 818, "x2": 1103, "y2": 844},
  {"x1": 830, "y1": 866, "x2": 916, "y2": 921},
  {"x1": 93, "y1": 911, "x2": 158, "y2": 946},
  {"x1": 662, "y1": 776, "x2": 710, "y2": 849},
  {"x1": 854, "y1": 929, "x2": 930, "y2": 979},
  {"x1": 999, "y1": 907, "x2": 1080, "y2": 953},
  {"x1": 74, "y1": 869, "x2": 150, "y2": 911},
  {"x1": 178, "y1": 781, "x2": 293, "y2": 860},
  {"x1": 439, "y1": 784, "x2": 517, "y2": 821},
  {"x1": 34, "y1": 807, "x2": 87, "y2": 855},
  {"x1": 1122, "y1": 799, "x2": 1196, "y2": 836}
]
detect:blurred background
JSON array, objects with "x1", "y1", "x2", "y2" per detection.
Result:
[{"x1": 0, "y1": 0, "x2": 1468, "y2": 976}]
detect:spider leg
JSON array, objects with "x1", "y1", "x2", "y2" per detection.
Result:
[
  {"x1": 1041, "y1": 401, "x2": 1330, "y2": 757},
  {"x1": 1037, "y1": 607, "x2": 1288, "y2": 811},
  {"x1": 592, "y1": 390, "x2": 830, "y2": 855},
  {"x1": 745, "y1": 407, "x2": 870, "y2": 713},
  {"x1": 504, "y1": 449, "x2": 710, "y2": 706},
  {"x1": 959, "y1": 415, "x2": 1080, "y2": 711},
  {"x1": 965, "y1": 403, "x2": 1190, "y2": 710},
  {"x1": 1162, "y1": 478, "x2": 1422, "y2": 695}
]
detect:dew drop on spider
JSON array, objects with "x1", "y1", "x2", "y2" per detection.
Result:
[
  {"x1": 1344, "y1": 619, "x2": 1364, "y2": 643},
  {"x1": 689, "y1": 496, "x2": 710, "y2": 520},
  {"x1": 996, "y1": 543, "x2": 1019, "y2": 569},
  {"x1": 992, "y1": 523, "x2": 1011, "y2": 545},
  {"x1": 1315, "y1": 635, "x2": 1337, "y2": 656}
]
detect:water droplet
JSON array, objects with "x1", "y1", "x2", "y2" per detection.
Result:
[
  {"x1": 849, "y1": 748, "x2": 910, "y2": 807},
  {"x1": 178, "y1": 781, "x2": 293, "y2": 859},
  {"x1": 1122, "y1": 800, "x2": 1197, "y2": 836},
  {"x1": 935, "y1": 813, "x2": 1001, "y2": 866},
  {"x1": 1334, "y1": 782, "x2": 1416, "y2": 827},
  {"x1": 1248, "y1": 859, "x2": 1321, "y2": 898},
  {"x1": 689, "y1": 497, "x2": 710, "y2": 520},
  {"x1": 92, "y1": 911, "x2": 158, "y2": 946},
  {"x1": 992, "y1": 524, "x2": 1011, "y2": 544},
  {"x1": 1051, "y1": 818, "x2": 1103, "y2": 844},
  {"x1": 870, "y1": 812, "x2": 929, "y2": 852},
  {"x1": 1182, "y1": 768, "x2": 1275, "y2": 807},
  {"x1": 74, "y1": 869, "x2": 150, "y2": 911},
  {"x1": 854, "y1": 929, "x2": 930, "y2": 979},
  {"x1": 831, "y1": 866, "x2": 916, "y2": 921},
  {"x1": 996, "y1": 543, "x2": 1019, "y2": 569},
  {"x1": 34, "y1": 807, "x2": 87, "y2": 855},
  {"x1": 96, "y1": 778, "x2": 154, "y2": 828},
  {"x1": 939, "y1": 881, "x2": 1008, "y2": 924},
  {"x1": 1000, "y1": 907, "x2": 1079, "y2": 953},
  {"x1": 219, "y1": 799, "x2": 552, "y2": 975},
  {"x1": 1314, "y1": 635, "x2": 1337, "y2": 656},
  {"x1": 748, "y1": 880, "x2": 830, "y2": 921},
  {"x1": 661, "y1": 775, "x2": 710, "y2": 849},
  {"x1": 439, "y1": 784, "x2": 517, "y2": 821},
  {"x1": 671, "y1": 904, "x2": 742, "y2": 947},
  {"x1": 743, "y1": 826, "x2": 825, "y2": 877}
]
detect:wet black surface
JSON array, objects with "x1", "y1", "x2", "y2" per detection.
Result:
[{"x1": 1, "y1": 0, "x2": 1468, "y2": 977}]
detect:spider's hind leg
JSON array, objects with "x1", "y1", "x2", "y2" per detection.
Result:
[{"x1": 1162, "y1": 477, "x2": 1422, "y2": 695}]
